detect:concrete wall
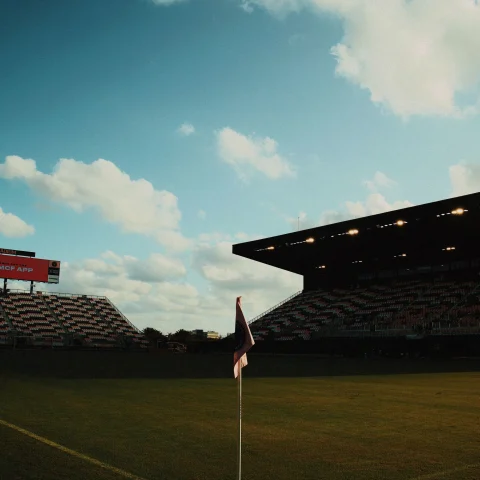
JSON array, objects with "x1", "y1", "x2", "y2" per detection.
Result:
[{"x1": 1, "y1": 349, "x2": 480, "y2": 379}]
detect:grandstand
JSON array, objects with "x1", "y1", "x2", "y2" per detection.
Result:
[
  {"x1": 0, "y1": 249, "x2": 146, "y2": 349},
  {"x1": 0, "y1": 291, "x2": 147, "y2": 348},
  {"x1": 233, "y1": 192, "x2": 480, "y2": 343}
]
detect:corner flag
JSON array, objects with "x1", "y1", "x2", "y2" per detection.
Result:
[{"x1": 233, "y1": 296, "x2": 255, "y2": 379}]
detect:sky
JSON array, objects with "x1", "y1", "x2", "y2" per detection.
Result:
[{"x1": 1, "y1": 0, "x2": 480, "y2": 335}]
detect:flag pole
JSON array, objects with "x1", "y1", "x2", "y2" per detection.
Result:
[
  {"x1": 237, "y1": 364, "x2": 242, "y2": 480},
  {"x1": 234, "y1": 296, "x2": 253, "y2": 480}
]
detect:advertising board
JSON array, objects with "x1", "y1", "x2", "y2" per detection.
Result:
[
  {"x1": 0, "y1": 248, "x2": 35, "y2": 257},
  {"x1": 0, "y1": 254, "x2": 61, "y2": 283}
]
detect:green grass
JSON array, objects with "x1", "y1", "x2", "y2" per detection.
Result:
[{"x1": 1, "y1": 373, "x2": 480, "y2": 480}]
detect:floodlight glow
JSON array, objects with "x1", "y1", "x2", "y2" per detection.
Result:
[
  {"x1": 348, "y1": 229, "x2": 359, "y2": 235},
  {"x1": 396, "y1": 220, "x2": 405, "y2": 226},
  {"x1": 305, "y1": 237, "x2": 315, "y2": 243},
  {"x1": 452, "y1": 208, "x2": 464, "y2": 215},
  {"x1": 267, "y1": 246, "x2": 275, "y2": 250}
]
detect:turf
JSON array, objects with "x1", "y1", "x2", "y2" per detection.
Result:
[{"x1": 1, "y1": 372, "x2": 480, "y2": 480}]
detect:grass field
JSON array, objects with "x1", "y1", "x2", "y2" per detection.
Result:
[{"x1": 1, "y1": 371, "x2": 480, "y2": 480}]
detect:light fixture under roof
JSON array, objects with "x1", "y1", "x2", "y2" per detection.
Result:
[
  {"x1": 396, "y1": 220, "x2": 405, "y2": 226},
  {"x1": 348, "y1": 229, "x2": 359, "y2": 235},
  {"x1": 267, "y1": 246, "x2": 275, "y2": 250},
  {"x1": 452, "y1": 208, "x2": 465, "y2": 215},
  {"x1": 305, "y1": 237, "x2": 315, "y2": 243}
]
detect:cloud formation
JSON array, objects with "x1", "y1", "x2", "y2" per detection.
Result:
[
  {"x1": 243, "y1": 0, "x2": 480, "y2": 118},
  {"x1": 363, "y1": 171, "x2": 396, "y2": 192},
  {"x1": 0, "y1": 156, "x2": 189, "y2": 251},
  {"x1": 0, "y1": 207, "x2": 35, "y2": 238},
  {"x1": 150, "y1": 0, "x2": 187, "y2": 5},
  {"x1": 286, "y1": 171, "x2": 412, "y2": 229},
  {"x1": 288, "y1": 194, "x2": 413, "y2": 230},
  {"x1": 42, "y1": 239, "x2": 301, "y2": 335},
  {"x1": 177, "y1": 123, "x2": 195, "y2": 136},
  {"x1": 216, "y1": 127, "x2": 295, "y2": 180},
  {"x1": 449, "y1": 163, "x2": 480, "y2": 197}
]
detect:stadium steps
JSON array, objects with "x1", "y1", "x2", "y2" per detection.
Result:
[
  {"x1": 248, "y1": 291, "x2": 303, "y2": 327},
  {"x1": 38, "y1": 295, "x2": 69, "y2": 334},
  {"x1": 104, "y1": 297, "x2": 143, "y2": 335},
  {"x1": 384, "y1": 280, "x2": 440, "y2": 326},
  {"x1": 439, "y1": 281, "x2": 480, "y2": 324},
  {"x1": 81, "y1": 296, "x2": 120, "y2": 336},
  {"x1": 0, "y1": 302, "x2": 14, "y2": 331}
]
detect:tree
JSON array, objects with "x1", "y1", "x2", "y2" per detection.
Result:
[
  {"x1": 168, "y1": 329, "x2": 192, "y2": 344},
  {"x1": 143, "y1": 327, "x2": 167, "y2": 343}
]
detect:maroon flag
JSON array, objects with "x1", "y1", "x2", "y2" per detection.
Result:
[{"x1": 233, "y1": 297, "x2": 255, "y2": 378}]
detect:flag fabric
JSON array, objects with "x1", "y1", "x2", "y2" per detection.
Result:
[{"x1": 233, "y1": 296, "x2": 255, "y2": 378}]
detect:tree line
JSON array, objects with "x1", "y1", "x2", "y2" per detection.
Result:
[{"x1": 143, "y1": 327, "x2": 222, "y2": 345}]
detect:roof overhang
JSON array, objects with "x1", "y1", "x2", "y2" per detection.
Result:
[{"x1": 232, "y1": 192, "x2": 480, "y2": 275}]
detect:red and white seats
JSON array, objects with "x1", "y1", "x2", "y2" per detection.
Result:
[{"x1": 0, "y1": 292, "x2": 146, "y2": 348}]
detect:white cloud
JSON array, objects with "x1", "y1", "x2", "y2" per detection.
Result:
[
  {"x1": 197, "y1": 209, "x2": 206, "y2": 220},
  {"x1": 37, "y1": 238, "x2": 300, "y2": 335},
  {"x1": 285, "y1": 171, "x2": 411, "y2": 230},
  {"x1": 240, "y1": 1, "x2": 255, "y2": 13},
  {"x1": 287, "y1": 194, "x2": 413, "y2": 231},
  {"x1": 0, "y1": 156, "x2": 190, "y2": 251},
  {"x1": 192, "y1": 238, "x2": 302, "y2": 317},
  {"x1": 149, "y1": 0, "x2": 187, "y2": 5},
  {"x1": 243, "y1": 0, "x2": 480, "y2": 118},
  {"x1": 216, "y1": 127, "x2": 295, "y2": 180},
  {"x1": 449, "y1": 163, "x2": 480, "y2": 196},
  {"x1": 363, "y1": 171, "x2": 396, "y2": 192},
  {"x1": 338, "y1": 194, "x2": 413, "y2": 222},
  {"x1": 0, "y1": 207, "x2": 35, "y2": 238},
  {"x1": 177, "y1": 123, "x2": 195, "y2": 136},
  {"x1": 286, "y1": 211, "x2": 314, "y2": 231}
]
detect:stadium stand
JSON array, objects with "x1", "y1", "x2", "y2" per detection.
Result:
[
  {"x1": 234, "y1": 192, "x2": 480, "y2": 344},
  {"x1": 0, "y1": 291, "x2": 147, "y2": 349},
  {"x1": 248, "y1": 274, "x2": 480, "y2": 341}
]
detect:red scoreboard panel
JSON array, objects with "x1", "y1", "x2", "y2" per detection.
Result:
[{"x1": 0, "y1": 254, "x2": 61, "y2": 283}]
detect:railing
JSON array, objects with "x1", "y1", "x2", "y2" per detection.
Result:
[
  {"x1": 248, "y1": 291, "x2": 302, "y2": 326},
  {"x1": 5, "y1": 288, "x2": 108, "y2": 299},
  {"x1": 104, "y1": 297, "x2": 142, "y2": 334}
]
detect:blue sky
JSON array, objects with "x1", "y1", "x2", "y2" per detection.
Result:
[{"x1": 1, "y1": 0, "x2": 480, "y2": 334}]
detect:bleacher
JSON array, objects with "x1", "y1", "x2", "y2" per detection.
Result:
[
  {"x1": 249, "y1": 274, "x2": 480, "y2": 341},
  {"x1": 0, "y1": 291, "x2": 147, "y2": 348}
]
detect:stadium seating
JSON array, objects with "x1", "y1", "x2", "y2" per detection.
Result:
[
  {"x1": 249, "y1": 275, "x2": 480, "y2": 341},
  {"x1": 0, "y1": 291, "x2": 147, "y2": 348}
]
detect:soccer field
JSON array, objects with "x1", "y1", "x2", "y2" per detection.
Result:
[{"x1": 1, "y1": 371, "x2": 480, "y2": 480}]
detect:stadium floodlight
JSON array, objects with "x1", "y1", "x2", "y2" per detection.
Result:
[
  {"x1": 305, "y1": 237, "x2": 315, "y2": 243},
  {"x1": 443, "y1": 246, "x2": 456, "y2": 251},
  {"x1": 396, "y1": 220, "x2": 406, "y2": 226},
  {"x1": 452, "y1": 208, "x2": 465, "y2": 215},
  {"x1": 267, "y1": 246, "x2": 275, "y2": 250},
  {"x1": 316, "y1": 265, "x2": 326, "y2": 269},
  {"x1": 348, "y1": 229, "x2": 359, "y2": 235}
]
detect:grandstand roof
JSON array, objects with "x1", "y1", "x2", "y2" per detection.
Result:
[{"x1": 232, "y1": 192, "x2": 480, "y2": 275}]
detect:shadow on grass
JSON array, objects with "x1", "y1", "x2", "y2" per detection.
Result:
[{"x1": 1, "y1": 350, "x2": 480, "y2": 379}]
